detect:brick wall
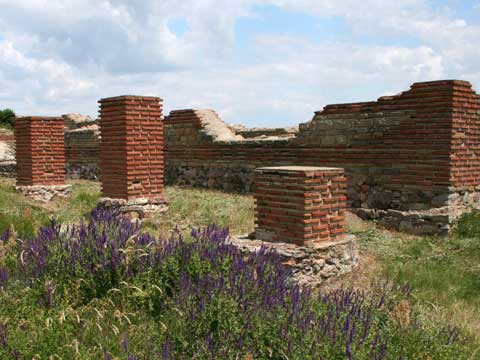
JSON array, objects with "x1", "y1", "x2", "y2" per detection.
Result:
[
  {"x1": 15, "y1": 116, "x2": 65, "y2": 186},
  {"x1": 98, "y1": 95, "x2": 164, "y2": 200},
  {"x1": 165, "y1": 80, "x2": 480, "y2": 211},
  {"x1": 254, "y1": 166, "x2": 346, "y2": 245},
  {"x1": 449, "y1": 81, "x2": 480, "y2": 190}
]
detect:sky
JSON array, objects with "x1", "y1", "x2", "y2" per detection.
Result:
[{"x1": 0, "y1": 0, "x2": 479, "y2": 127}]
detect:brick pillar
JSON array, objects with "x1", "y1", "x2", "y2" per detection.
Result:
[
  {"x1": 98, "y1": 95, "x2": 164, "y2": 200},
  {"x1": 15, "y1": 116, "x2": 65, "y2": 186},
  {"x1": 254, "y1": 166, "x2": 346, "y2": 245}
]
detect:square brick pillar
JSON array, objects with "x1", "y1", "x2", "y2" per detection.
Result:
[
  {"x1": 98, "y1": 95, "x2": 164, "y2": 201},
  {"x1": 15, "y1": 116, "x2": 66, "y2": 186},
  {"x1": 254, "y1": 166, "x2": 346, "y2": 245}
]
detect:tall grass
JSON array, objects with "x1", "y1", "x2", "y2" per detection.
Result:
[{"x1": 355, "y1": 218, "x2": 480, "y2": 351}]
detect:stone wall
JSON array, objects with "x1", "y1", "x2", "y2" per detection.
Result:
[
  {"x1": 64, "y1": 114, "x2": 99, "y2": 180},
  {"x1": 65, "y1": 126, "x2": 99, "y2": 180}
]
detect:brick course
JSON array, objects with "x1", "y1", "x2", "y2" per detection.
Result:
[
  {"x1": 254, "y1": 166, "x2": 346, "y2": 245},
  {"x1": 15, "y1": 116, "x2": 65, "y2": 186},
  {"x1": 98, "y1": 95, "x2": 164, "y2": 200}
]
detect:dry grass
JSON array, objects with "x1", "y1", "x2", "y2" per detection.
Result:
[{"x1": 141, "y1": 185, "x2": 255, "y2": 238}]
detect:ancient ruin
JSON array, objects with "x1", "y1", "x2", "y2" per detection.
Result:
[
  {"x1": 1, "y1": 79, "x2": 479, "y2": 234},
  {"x1": 14, "y1": 116, "x2": 71, "y2": 202}
]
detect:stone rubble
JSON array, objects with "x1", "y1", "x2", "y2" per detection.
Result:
[
  {"x1": 15, "y1": 184, "x2": 72, "y2": 202},
  {"x1": 98, "y1": 197, "x2": 169, "y2": 221},
  {"x1": 353, "y1": 191, "x2": 480, "y2": 236}
]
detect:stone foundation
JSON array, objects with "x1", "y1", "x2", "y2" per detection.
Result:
[
  {"x1": 98, "y1": 197, "x2": 169, "y2": 219},
  {"x1": 15, "y1": 184, "x2": 72, "y2": 202},
  {"x1": 229, "y1": 234, "x2": 358, "y2": 288},
  {"x1": 165, "y1": 163, "x2": 255, "y2": 193},
  {"x1": 353, "y1": 189, "x2": 480, "y2": 236},
  {"x1": 65, "y1": 163, "x2": 99, "y2": 180}
]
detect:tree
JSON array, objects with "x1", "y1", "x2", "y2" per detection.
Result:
[{"x1": 0, "y1": 109, "x2": 15, "y2": 129}]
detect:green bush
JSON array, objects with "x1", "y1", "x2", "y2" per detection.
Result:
[
  {"x1": 454, "y1": 210, "x2": 480, "y2": 238},
  {"x1": 0, "y1": 108, "x2": 15, "y2": 129}
]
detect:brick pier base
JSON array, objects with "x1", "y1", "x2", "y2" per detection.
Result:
[{"x1": 231, "y1": 166, "x2": 358, "y2": 287}]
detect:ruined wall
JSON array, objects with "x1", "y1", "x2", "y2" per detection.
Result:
[
  {"x1": 63, "y1": 114, "x2": 100, "y2": 180},
  {"x1": 65, "y1": 126, "x2": 99, "y2": 180},
  {"x1": 0, "y1": 129, "x2": 15, "y2": 177},
  {"x1": 3, "y1": 79, "x2": 480, "y2": 224},
  {"x1": 165, "y1": 80, "x2": 480, "y2": 213}
]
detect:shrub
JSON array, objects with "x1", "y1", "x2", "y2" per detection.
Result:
[
  {"x1": 0, "y1": 206, "x2": 471, "y2": 359},
  {"x1": 0, "y1": 109, "x2": 15, "y2": 130}
]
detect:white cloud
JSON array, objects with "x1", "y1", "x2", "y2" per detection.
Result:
[{"x1": 0, "y1": 0, "x2": 478, "y2": 127}]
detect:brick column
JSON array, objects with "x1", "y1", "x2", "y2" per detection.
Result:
[
  {"x1": 254, "y1": 166, "x2": 346, "y2": 245},
  {"x1": 98, "y1": 95, "x2": 164, "y2": 201},
  {"x1": 15, "y1": 116, "x2": 66, "y2": 186}
]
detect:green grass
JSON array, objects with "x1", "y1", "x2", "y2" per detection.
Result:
[
  {"x1": 0, "y1": 178, "x2": 50, "y2": 238},
  {"x1": 0, "y1": 178, "x2": 254, "y2": 239},
  {"x1": 354, "y1": 226, "x2": 480, "y2": 353},
  {"x1": 0, "y1": 178, "x2": 101, "y2": 238}
]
